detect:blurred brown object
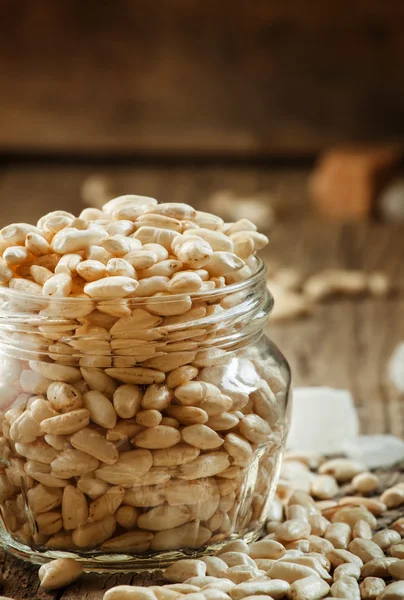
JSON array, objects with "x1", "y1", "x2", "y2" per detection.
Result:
[
  {"x1": 208, "y1": 190, "x2": 275, "y2": 230},
  {"x1": 80, "y1": 175, "x2": 115, "y2": 209},
  {"x1": 309, "y1": 147, "x2": 400, "y2": 220},
  {"x1": 378, "y1": 179, "x2": 404, "y2": 223}
]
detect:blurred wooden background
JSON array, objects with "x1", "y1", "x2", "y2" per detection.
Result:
[{"x1": 1, "y1": 0, "x2": 404, "y2": 156}]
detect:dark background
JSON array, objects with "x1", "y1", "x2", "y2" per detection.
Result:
[{"x1": 1, "y1": 0, "x2": 404, "y2": 158}]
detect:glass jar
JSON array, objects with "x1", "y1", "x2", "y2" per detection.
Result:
[{"x1": 0, "y1": 259, "x2": 291, "y2": 571}]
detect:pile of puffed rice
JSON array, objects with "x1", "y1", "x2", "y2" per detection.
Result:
[
  {"x1": 12, "y1": 452, "x2": 404, "y2": 599},
  {"x1": 0, "y1": 196, "x2": 268, "y2": 296},
  {"x1": 0, "y1": 195, "x2": 279, "y2": 556}
]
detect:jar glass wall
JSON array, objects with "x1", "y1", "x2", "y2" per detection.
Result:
[{"x1": 0, "y1": 260, "x2": 291, "y2": 571}]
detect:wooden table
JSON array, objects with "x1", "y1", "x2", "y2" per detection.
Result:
[{"x1": 0, "y1": 160, "x2": 403, "y2": 598}]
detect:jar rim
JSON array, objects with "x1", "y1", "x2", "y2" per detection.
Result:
[{"x1": 0, "y1": 258, "x2": 270, "y2": 306}]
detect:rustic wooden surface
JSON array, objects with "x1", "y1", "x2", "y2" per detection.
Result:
[
  {"x1": 0, "y1": 161, "x2": 403, "y2": 598},
  {"x1": 2, "y1": 1, "x2": 404, "y2": 155}
]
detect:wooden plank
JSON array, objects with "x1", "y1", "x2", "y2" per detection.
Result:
[
  {"x1": 1, "y1": 1, "x2": 404, "y2": 155},
  {"x1": 0, "y1": 161, "x2": 308, "y2": 228},
  {"x1": 267, "y1": 219, "x2": 404, "y2": 435}
]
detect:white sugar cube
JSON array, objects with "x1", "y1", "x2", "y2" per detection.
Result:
[{"x1": 287, "y1": 387, "x2": 359, "y2": 455}]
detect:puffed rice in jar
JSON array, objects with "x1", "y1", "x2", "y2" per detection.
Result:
[{"x1": 0, "y1": 196, "x2": 290, "y2": 571}]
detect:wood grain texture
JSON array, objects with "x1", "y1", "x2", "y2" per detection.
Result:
[
  {"x1": 267, "y1": 220, "x2": 404, "y2": 436},
  {"x1": 0, "y1": 161, "x2": 403, "y2": 598},
  {"x1": 1, "y1": 0, "x2": 404, "y2": 155}
]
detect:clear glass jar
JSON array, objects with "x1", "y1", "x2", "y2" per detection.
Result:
[{"x1": 0, "y1": 259, "x2": 291, "y2": 571}]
